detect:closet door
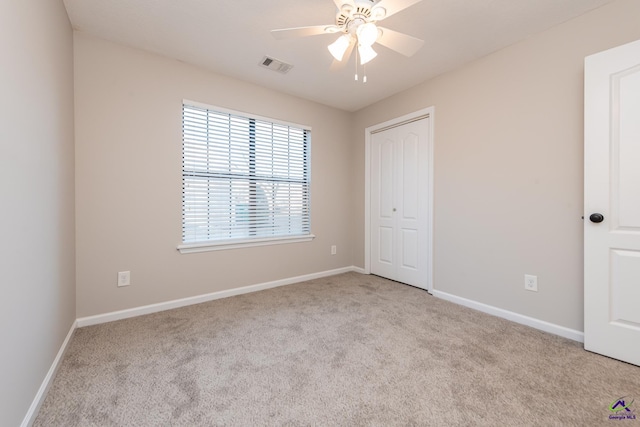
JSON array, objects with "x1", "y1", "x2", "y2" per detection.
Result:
[{"x1": 370, "y1": 118, "x2": 429, "y2": 289}]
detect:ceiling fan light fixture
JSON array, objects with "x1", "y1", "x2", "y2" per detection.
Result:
[
  {"x1": 358, "y1": 43, "x2": 377, "y2": 65},
  {"x1": 371, "y1": 7, "x2": 387, "y2": 21},
  {"x1": 356, "y1": 22, "x2": 378, "y2": 47},
  {"x1": 340, "y1": 3, "x2": 354, "y2": 14},
  {"x1": 328, "y1": 34, "x2": 351, "y2": 61}
]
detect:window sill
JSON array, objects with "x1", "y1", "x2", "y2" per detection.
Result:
[{"x1": 177, "y1": 234, "x2": 315, "y2": 254}]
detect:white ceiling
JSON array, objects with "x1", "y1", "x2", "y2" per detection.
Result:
[{"x1": 63, "y1": 0, "x2": 615, "y2": 112}]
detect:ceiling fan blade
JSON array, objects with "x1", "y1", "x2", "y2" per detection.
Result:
[
  {"x1": 329, "y1": 37, "x2": 356, "y2": 71},
  {"x1": 271, "y1": 25, "x2": 332, "y2": 40},
  {"x1": 332, "y1": 0, "x2": 355, "y2": 10},
  {"x1": 376, "y1": 27, "x2": 424, "y2": 57},
  {"x1": 372, "y1": 0, "x2": 423, "y2": 20}
]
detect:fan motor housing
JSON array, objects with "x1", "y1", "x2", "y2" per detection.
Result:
[{"x1": 336, "y1": 0, "x2": 377, "y2": 32}]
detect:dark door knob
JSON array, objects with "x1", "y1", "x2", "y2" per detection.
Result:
[{"x1": 589, "y1": 213, "x2": 604, "y2": 223}]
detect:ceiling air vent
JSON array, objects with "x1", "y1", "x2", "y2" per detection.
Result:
[{"x1": 259, "y1": 56, "x2": 293, "y2": 74}]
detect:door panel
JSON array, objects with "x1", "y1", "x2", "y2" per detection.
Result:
[
  {"x1": 400, "y1": 229, "x2": 418, "y2": 269},
  {"x1": 402, "y1": 134, "x2": 419, "y2": 220},
  {"x1": 614, "y1": 66, "x2": 640, "y2": 229},
  {"x1": 378, "y1": 227, "x2": 394, "y2": 265},
  {"x1": 584, "y1": 38, "x2": 640, "y2": 366},
  {"x1": 379, "y1": 140, "x2": 394, "y2": 219},
  {"x1": 371, "y1": 137, "x2": 396, "y2": 280},
  {"x1": 610, "y1": 249, "x2": 640, "y2": 325}
]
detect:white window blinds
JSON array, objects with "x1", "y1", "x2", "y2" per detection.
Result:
[{"x1": 182, "y1": 103, "x2": 311, "y2": 245}]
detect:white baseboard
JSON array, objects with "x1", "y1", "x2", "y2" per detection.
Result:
[
  {"x1": 21, "y1": 320, "x2": 77, "y2": 427},
  {"x1": 77, "y1": 266, "x2": 363, "y2": 328},
  {"x1": 431, "y1": 290, "x2": 584, "y2": 342}
]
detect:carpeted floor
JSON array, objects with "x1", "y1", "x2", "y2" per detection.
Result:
[{"x1": 35, "y1": 273, "x2": 639, "y2": 426}]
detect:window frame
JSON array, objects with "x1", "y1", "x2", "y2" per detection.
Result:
[{"x1": 177, "y1": 100, "x2": 314, "y2": 254}]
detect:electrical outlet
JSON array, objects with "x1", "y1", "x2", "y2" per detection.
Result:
[
  {"x1": 118, "y1": 271, "x2": 131, "y2": 287},
  {"x1": 524, "y1": 274, "x2": 537, "y2": 292},
  {"x1": 331, "y1": 245, "x2": 337, "y2": 255}
]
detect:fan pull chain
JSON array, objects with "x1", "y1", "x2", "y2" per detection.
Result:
[
  {"x1": 353, "y1": 45, "x2": 369, "y2": 83},
  {"x1": 354, "y1": 46, "x2": 358, "y2": 81}
]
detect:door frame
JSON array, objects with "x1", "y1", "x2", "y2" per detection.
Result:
[{"x1": 364, "y1": 106, "x2": 435, "y2": 292}]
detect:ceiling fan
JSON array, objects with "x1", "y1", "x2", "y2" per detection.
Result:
[{"x1": 271, "y1": 0, "x2": 424, "y2": 72}]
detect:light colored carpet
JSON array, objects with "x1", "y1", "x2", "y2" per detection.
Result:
[{"x1": 35, "y1": 273, "x2": 639, "y2": 426}]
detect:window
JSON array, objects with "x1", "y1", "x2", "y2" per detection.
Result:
[{"x1": 179, "y1": 101, "x2": 312, "y2": 253}]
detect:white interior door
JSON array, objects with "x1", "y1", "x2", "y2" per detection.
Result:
[
  {"x1": 370, "y1": 117, "x2": 429, "y2": 289},
  {"x1": 584, "y1": 38, "x2": 640, "y2": 366}
]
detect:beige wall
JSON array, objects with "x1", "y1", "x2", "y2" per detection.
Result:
[
  {"x1": 74, "y1": 34, "x2": 355, "y2": 318},
  {"x1": 0, "y1": 0, "x2": 76, "y2": 425},
  {"x1": 353, "y1": 0, "x2": 640, "y2": 331}
]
